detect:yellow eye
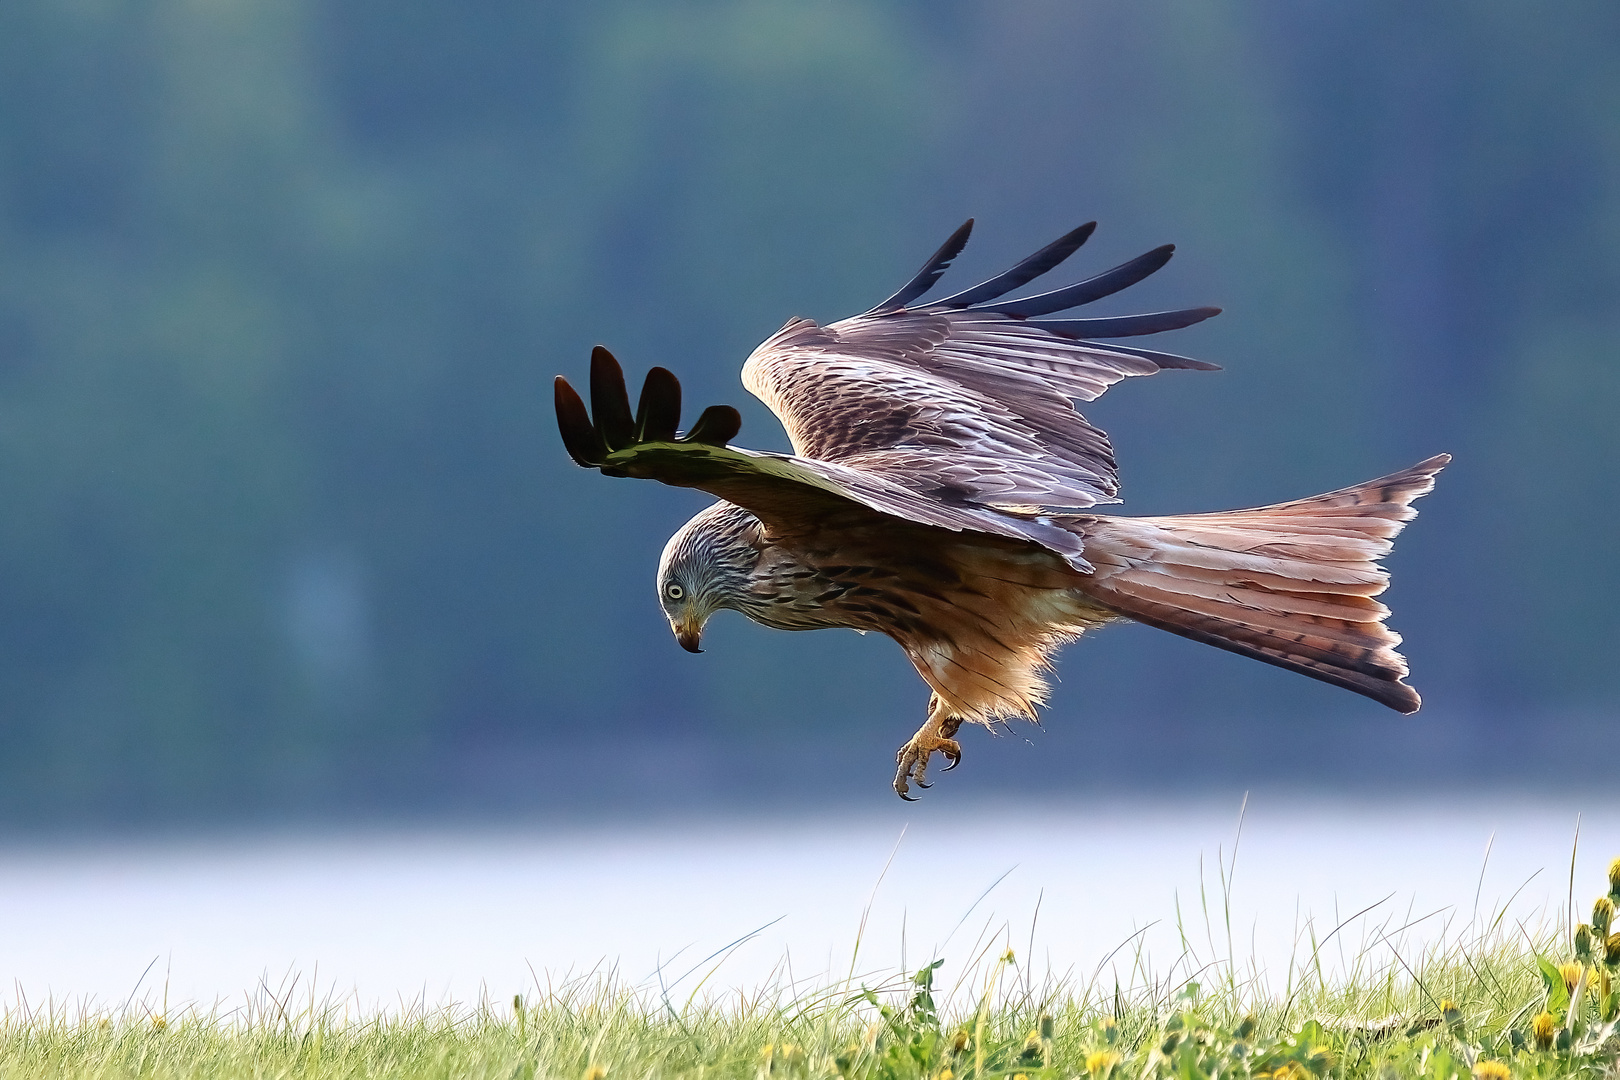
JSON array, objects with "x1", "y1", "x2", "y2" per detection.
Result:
[{"x1": 665, "y1": 582, "x2": 684, "y2": 601}]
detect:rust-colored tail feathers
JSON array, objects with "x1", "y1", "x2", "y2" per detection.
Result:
[{"x1": 1076, "y1": 454, "x2": 1450, "y2": 713}]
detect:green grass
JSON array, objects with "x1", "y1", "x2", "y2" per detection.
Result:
[{"x1": 2, "y1": 862, "x2": 1616, "y2": 1079}]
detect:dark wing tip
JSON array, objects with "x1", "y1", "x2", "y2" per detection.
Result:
[
  {"x1": 976, "y1": 244, "x2": 1183, "y2": 319},
  {"x1": 682, "y1": 404, "x2": 742, "y2": 446},
  {"x1": 554, "y1": 375, "x2": 607, "y2": 466},
  {"x1": 560, "y1": 350, "x2": 744, "y2": 468},
  {"x1": 1031, "y1": 305, "x2": 1222, "y2": 339},
  {"x1": 635, "y1": 366, "x2": 682, "y2": 443},
  {"x1": 589, "y1": 346, "x2": 637, "y2": 449},
  {"x1": 931, "y1": 221, "x2": 1099, "y2": 310},
  {"x1": 866, "y1": 218, "x2": 975, "y2": 314}
]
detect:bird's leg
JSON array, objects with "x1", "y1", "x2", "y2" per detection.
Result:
[{"x1": 893, "y1": 695, "x2": 964, "y2": 800}]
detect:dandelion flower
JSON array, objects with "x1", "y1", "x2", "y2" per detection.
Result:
[
  {"x1": 584, "y1": 1065, "x2": 607, "y2": 1080},
  {"x1": 1559, "y1": 961, "x2": 1583, "y2": 995},
  {"x1": 1085, "y1": 1050, "x2": 1121, "y2": 1077},
  {"x1": 1606, "y1": 932, "x2": 1620, "y2": 967},
  {"x1": 1531, "y1": 1011, "x2": 1557, "y2": 1050},
  {"x1": 1471, "y1": 1060, "x2": 1511, "y2": 1080}
]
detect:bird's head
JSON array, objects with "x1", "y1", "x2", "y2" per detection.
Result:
[{"x1": 656, "y1": 502, "x2": 764, "y2": 653}]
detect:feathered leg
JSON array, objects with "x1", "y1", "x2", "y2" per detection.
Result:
[{"x1": 893, "y1": 694, "x2": 964, "y2": 800}]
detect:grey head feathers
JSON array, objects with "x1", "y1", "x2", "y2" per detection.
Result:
[{"x1": 657, "y1": 501, "x2": 765, "y2": 623}]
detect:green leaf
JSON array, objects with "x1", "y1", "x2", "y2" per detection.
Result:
[{"x1": 1537, "y1": 953, "x2": 1570, "y2": 1017}]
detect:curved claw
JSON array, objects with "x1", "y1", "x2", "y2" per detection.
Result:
[
  {"x1": 898, "y1": 790, "x2": 919, "y2": 802},
  {"x1": 916, "y1": 780, "x2": 931, "y2": 789},
  {"x1": 941, "y1": 754, "x2": 960, "y2": 772}
]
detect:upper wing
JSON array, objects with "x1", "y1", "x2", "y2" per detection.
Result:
[
  {"x1": 742, "y1": 220, "x2": 1220, "y2": 512},
  {"x1": 556, "y1": 347, "x2": 1094, "y2": 567}
]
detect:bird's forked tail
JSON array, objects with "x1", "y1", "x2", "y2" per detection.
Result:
[{"x1": 1074, "y1": 454, "x2": 1450, "y2": 713}]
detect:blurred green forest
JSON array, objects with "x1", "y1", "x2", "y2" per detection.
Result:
[{"x1": 0, "y1": 1, "x2": 1615, "y2": 825}]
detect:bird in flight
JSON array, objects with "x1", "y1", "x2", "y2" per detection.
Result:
[{"x1": 556, "y1": 220, "x2": 1447, "y2": 798}]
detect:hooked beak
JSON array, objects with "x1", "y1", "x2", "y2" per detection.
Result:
[{"x1": 674, "y1": 618, "x2": 703, "y2": 653}]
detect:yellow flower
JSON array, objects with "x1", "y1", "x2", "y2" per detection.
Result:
[
  {"x1": 1262, "y1": 1064, "x2": 1304, "y2": 1080},
  {"x1": 1531, "y1": 1011, "x2": 1557, "y2": 1050},
  {"x1": 1605, "y1": 932, "x2": 1620, "y2": 967},
  {"x1": 949, "y1": 1029, "x2": 970, "y2": 1055},
  {"x1": 1559, "y1": 961, "x2": 1584, "y2": 996},
  {"x1": 151, "y1": 1016, "x2": 167, "y2": 1032},
  {"x1": 936, "y1": 1069, "x2": 953, "y2": 1080},
  {"x1": 1471, "y1": 1060, "x2": 1511, "y2": 1080},
  {"x1": 1085, "y1": 1050, "x2": 1121, "y2": 1077},
  {"x1": 583, "y1": 1065, "x2": 607, "y2": 1080},
  {"x1": 1608, "y1": 856, "x2": 1620, "y2": 896}
]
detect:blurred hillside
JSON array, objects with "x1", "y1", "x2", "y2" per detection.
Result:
[{"x1": 0, "y1": 1, "x2": 1615, "y2": 826}]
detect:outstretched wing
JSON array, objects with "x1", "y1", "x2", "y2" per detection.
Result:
[
  {"x1": 742, "y1": 219, "x2": 1220, "y2": 512},
  {"x1": 556, "y1": 347, "x2": 1094, "y2": 567}
]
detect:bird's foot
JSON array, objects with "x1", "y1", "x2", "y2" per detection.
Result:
[{"x1": 893, "y1": 727, "x2": 963, "y2": 801}]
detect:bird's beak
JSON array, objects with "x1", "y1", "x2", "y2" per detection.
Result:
[{"x1": 674, "y1": 618, "x2": 703, "y2": 654}]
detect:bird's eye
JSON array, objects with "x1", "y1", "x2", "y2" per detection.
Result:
[{"x1": 665, "y1": 582, "x2": 685, "y2": 601}]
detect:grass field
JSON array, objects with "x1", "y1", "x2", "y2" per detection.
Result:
[{"x1": 2, "y1": 859, "x2": 1616, "y2": 1079}]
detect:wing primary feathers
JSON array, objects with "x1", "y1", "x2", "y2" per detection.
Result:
[
  {"x1": 1074, "y1": 341, "x2": 1222, "y2": 371},
  {"x1": 973, "y1": 244, "x2": 1176, "y2": 318},
  {"x1": 565, "y1": 352, "x2": 744, "y2": 457},
  {"x1": 683, "y1": 404, "x2": 742, "y2": 446},
  {"x1": 929, "y1": 222, "x2": 1097, "y2": 309},
  {"x1": 635, "y1": 367, "x2": 682, "y2": 443},
  {"x1": 554, "y1": 376, "x2": 608, "y2": 466},
  {"x1": 1030, "y1": 306, "x2": 1221, "y2": 338},
  {"x1": 590, "y1": 346, "x2": 637, "y2": 449},
  {"x1": 865, "y1": 219, "x2": 975, "y2": 315}
]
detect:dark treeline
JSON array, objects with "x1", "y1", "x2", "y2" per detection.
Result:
[{"x1": 0, "y1": 1, "x2": 1614, "y2": 824}]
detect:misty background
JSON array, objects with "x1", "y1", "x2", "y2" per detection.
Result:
[{"x1": 1, "y1": 0, "x2": 1616, "y2": 830}]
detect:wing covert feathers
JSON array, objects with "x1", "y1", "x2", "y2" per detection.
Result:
[
  {"x1": 1076, "y1": 455, "x2": 1450, "y2": 713},
  {"x1": 743, "y1": 221, "x2": 1221, "y2": 512}
]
